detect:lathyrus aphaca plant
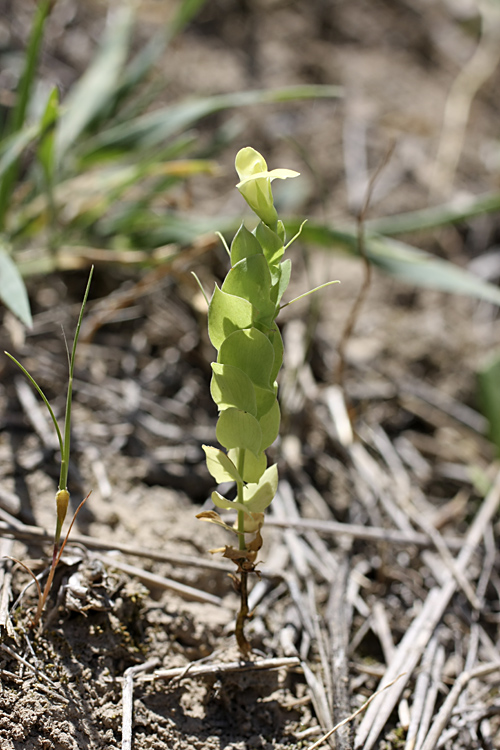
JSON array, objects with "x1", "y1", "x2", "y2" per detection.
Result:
[{"x1": 197, "y1": 147, "x2": 334, "y2": 655}]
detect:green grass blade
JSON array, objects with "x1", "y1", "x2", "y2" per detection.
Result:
[
  {"x1": 1, "y1": 0, "x2": 52, "y2": 138},
  {"x1": 285, "y1": 220, "x2": 500, "y2": 306},
  {"x1": 366, "y1": 192, "x2": 500, "y2": 236},
  {"x1": 80, "y1": 85, "x2": 343, "y2": 156},
  {"x1": 37, "y1": 88, "x2": 59, "y2": 184},
  {"x1": 59, "y1": 266, "x2": 94, "y2": 490},
  {"x1": 0, "y1": 0, "x2": 52, "y2": 228},
  {"x1": 0, "y1": 244, "x2": 32, "y2": 326},
  {"x1": 477, "y1": 351, "x2": 500, "y2": 456},
  {"x1": 56, "y1": 7, "x2": 134, "y2": 160},
  {"x1": 101, "y1": 0, "x2": 208, "y2": 123},
  {"x1": 169, "y1": 0, "x2": 208, "y2": 37},
  {"x1": 0, "y1": 122, "x2": 43, "y2": 180}
]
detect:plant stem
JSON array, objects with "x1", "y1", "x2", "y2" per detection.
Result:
[
  {"x1": 30, "y1": 493, "x2": 89, "y2": 629},
  {"x1": 235, "y1": 472, "x2": 251, "y2": 657}
]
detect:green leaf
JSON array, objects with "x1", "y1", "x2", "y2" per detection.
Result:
[
  {"x1": 230, "y1": 223, "x2": 263, "y2": 265},
  {"x1": 228, "y1": 448, "x2": 267, "y2": 483},
  {"x1": 216, "y1": 408, "x2": 262, "y2": 455},
  {"x1": 254, "y1": 384, "x2": 277, "y2": 419},
  {"x1": 0, "y1": 246, "x2": 32, "y2": 326},
  {"x1": 243, "y1": 463, "x2": 279, "y2": 512},
  {"x1": 217, "y1": 328, "x2": 275, "y2": 389},
  {"x1": 258, "y1": 400, "x2": 280, "y2": 450},
  {"x1": 272, "y1": 258, "x2": 292, "y2": 306},
  {"x1": 222, "y1": 254, "x2": 276, "y2": 321},
  {"x1": 56, "y1": 6, "x2": 134, "y2": 159},
  {"x1": 268, "y1": 325, "x2": 284, "y2": 383},
  {"x1": 208, "y1": 285, "x2": 255, "y2": 350},
  {"x1": 210, "y1": 362, "x2": 257, "y2": 415},
  {"x1": 211, "y1": 490, "x2": 247, "y2": 514},
  {"x1": 255, "y1": 221, "x2": 284, "y2": 266},
  {"x1": 477, "y1": 352, "x2": 500, "y2": 456},
  {"x1": 203, "y1": 445, "x2": 242, "y2": 484}
]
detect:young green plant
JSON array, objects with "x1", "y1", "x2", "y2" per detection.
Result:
[
  {"x1": 197, "y1": 147, "x2": 336, "y2": 655},
  {"x1": 5, "y1": 267, "x2": 93, "y2": 628}
]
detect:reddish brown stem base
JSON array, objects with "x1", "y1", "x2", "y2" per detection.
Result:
[{"x1": 234, "y1": 569, "x2": 251, "y2": 658}]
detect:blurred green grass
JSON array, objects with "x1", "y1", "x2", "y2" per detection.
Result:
[{"x1": 1, "y1": 0, "x2": 500, "y2": 329}]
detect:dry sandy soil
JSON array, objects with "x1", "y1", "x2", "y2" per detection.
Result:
[{"x1": 1, "y1": 1, "x2": 500, "y2": 749}]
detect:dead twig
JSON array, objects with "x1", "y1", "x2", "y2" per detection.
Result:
[
  {"x1": 121, "y1": 658, "x2": 159, "y2": 750},
  {"x1": 140, "y1": 656, "x2": 301, "y2": 683},
  {"x1": 0, "y1": 538, "x2": 14, "y2": 631}
]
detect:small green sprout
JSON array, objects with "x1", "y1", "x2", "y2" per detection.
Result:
[
  {"x1": 197, "y1": 147, "x2": 336, "y2": 654},
  {"x1": 5, "y1": 267, "x2": 93, "y2": 628}
]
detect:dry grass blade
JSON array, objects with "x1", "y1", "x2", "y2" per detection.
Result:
[
  {"x1": 327, "y1": 548, "x2": 352, "y2": 749},
  {"x1": 404, "y1": 633, "x2": 439, "y2": 750},
  {"x1": 306, "y1": 673, "x2": 406, "y2": 750},
  {"x1": 419, "y1": 661, "x2": 500, "y2": 750},
  {"x1": 97, "y1": 554, "x2": 224, "y2": 606},
  {"x1": 0, "y1": 520, "x2": 233, "y2": 573},
  {"x1": 354, "y1": 468, "x2": 500, "y2": 750},
  {"x1": 264, "y1": 516, "x2": 463, "y2": 550}
]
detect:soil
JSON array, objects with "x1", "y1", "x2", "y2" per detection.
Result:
[{"x1": 1, "y1": 1, "x2": 500, "y2": 749}]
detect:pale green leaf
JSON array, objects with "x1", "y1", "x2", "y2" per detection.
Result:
[
  {"x1": 243, "y1": 463, "x2": 279, "y2": 512},
  {"x1": 259, "y1": 400, "x2": 280, "y2": 450},
  {"x1": 272, "y1": 258, "x2": 292, "y2": 306},
  {"x1": 268, "y1": 325, "x2": 284, "y2": 384},
  {"x1": 211, "y1": 490, "x2": 247, "y2": 513},
  {"x1": 203, "y1": 445, "x2": 242, "y2": 484},
  {"x1": 254, "y1": 384, "x2": 277, "y2": 419},
  {"x1": 228, "y1": 448, "x2": 267, "y2": 483},
  {"x1": 255, "y1": 222, "x2": 284, "y2": 266},
  {"x1": 230, "y1": 223, "x2": 263, "y2": 265},
  {"x1": 216, "y1": 408, "x2": 262, "y2": 455},
  {"x1": 208, "y1": 285, "x2": 255, "y2": 350},
  {"x1": 218, "y1": 328, "x2": 275, "y2": 389},
  {"x1": 210, "y1": 363, "x2": 257, "y2": 415},
  {"x1": 222, "y1": 254, "x2": 276, "y2": 322}
]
